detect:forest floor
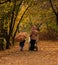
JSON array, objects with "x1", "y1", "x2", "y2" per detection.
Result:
[{"x1": 0, "y1": 41, "x2": 58, "y2": 65}]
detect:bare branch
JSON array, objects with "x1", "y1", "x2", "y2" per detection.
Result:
[
  {"x1": 0, "y1": 0, "x2": 11, "y2": 4},
  {"x1": 49, "y1": 0, "x2": 57, "y2": 15}
]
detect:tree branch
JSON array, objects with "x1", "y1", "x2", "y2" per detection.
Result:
[
  {"x1": 9, "y1": 0, "x2": 16, "y2": 37},
  {"x1": 13, "y1": 1, "x2": 32, "y2": 39},
  {"x1": 11, "y1": 0, "x2": 24, "y2": 33},
  {"x1": 49, "y1": 0, "x2": 57, "y2": 15},
  {"x1": 0, "y1": 0, "x2": 11, "y2": 4}
]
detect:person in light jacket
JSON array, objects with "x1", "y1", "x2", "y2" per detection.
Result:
[{"x1": 29, "y1": 25, "x2": 39, "y2": 51}]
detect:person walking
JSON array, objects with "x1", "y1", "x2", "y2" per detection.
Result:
[
  {"x1": 15, "y1": 32, "x2": 27, "y2": 51},
  {"x1": 29, "y1": 25, "x2": 39, "y2": 51}
]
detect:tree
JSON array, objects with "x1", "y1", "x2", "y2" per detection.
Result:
[
  {"x1": 12, "y1": 0, "x2": 33, "y2": 45},
  {"x1": 49, "y1": 0, "x2": 58, "y2": 25},
  {"x1": 0, "y1": 0, "x2": 33, "y2": 49}
]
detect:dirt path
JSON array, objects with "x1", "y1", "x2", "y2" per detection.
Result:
[{"x1": 0, "y1": 41, "x2": 58, "y2": 65}]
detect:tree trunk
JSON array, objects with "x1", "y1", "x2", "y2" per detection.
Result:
[
  {"x1": 56, "y1": 12, "x2": 58, "y2": 25},
  {"x1": 12, "y1": 38, "x2": 14, "y2": 46},
  {"x1": 6, "y1": 37, "x2": 10, "y2": 49},
  {"x1": 0, "y1": 39, "x2": 4, "y2": 50}
]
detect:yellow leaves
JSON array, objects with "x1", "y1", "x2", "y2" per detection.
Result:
[
  {"x1": 10, "y1": 2, "x2": 13, "y2": 6},
  {"x1": 43, "y1": 1, "x2": 46, "y2": 5},
  {"x1": 13, "y1": 4, "x2": 29, "y2": 34},
  {"x1": 49, "y1": 8, "x2": 53, "y2": 11},
  {"x1": 40, "y1": 24, "x2": 47, "y2": 32},
  {"x1": 16, "y1": 4, "x2": 28, "y2": 21}
]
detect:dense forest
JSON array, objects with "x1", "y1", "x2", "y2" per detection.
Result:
[{"x1": 0, "y1": 0, "x2": 58, "y2": 50}]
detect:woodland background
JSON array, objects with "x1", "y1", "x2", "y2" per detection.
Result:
[{"x1": 0, "y1": 0, "x2": 58, "y2": 50}]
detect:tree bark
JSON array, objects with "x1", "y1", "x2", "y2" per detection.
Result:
[
  {"x1": 4, "y1": 31, "x2": 11, "y2": 49},
  {"x1": 5, "y1": 34, "x2": 11, "y2": 49},
  {"x1": 56, "y1": 12, "x2": 58, "y2": 25}
]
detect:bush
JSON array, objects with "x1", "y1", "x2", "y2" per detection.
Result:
[{"x1": 39, "y1": 29, "x2": 58, "y2": 41}]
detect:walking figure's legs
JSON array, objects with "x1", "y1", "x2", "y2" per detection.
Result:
[
  {"x1": 19, "y1": 40, "x2": 25, "y2": 51},
  {"x1": 29, "y1": 39, "x2": 38, "y2": 51}
]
